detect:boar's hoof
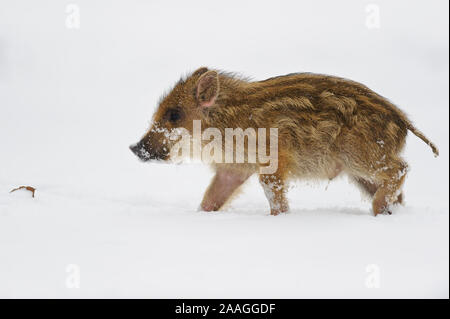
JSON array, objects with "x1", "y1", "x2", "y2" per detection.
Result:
[{"x1": 200, "y1": 202, "x2": 220, "y2": 212}]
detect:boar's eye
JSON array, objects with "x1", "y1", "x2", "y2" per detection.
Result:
[{"x1": 166, "y1": 107, "x2": 183, "y2": 123}]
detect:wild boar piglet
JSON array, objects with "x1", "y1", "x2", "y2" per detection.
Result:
[{"x1": 130, "y1": 67, "x2": 439, "y2": 216}]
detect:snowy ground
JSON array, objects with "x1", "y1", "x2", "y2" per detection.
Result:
[{"x1": 0, "y1": 0, "x2": 448, "y2": 298}]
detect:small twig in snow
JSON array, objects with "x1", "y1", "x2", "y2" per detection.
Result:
[{"x1": 10, "y1": 186, "x2": 36, "y2": 198}]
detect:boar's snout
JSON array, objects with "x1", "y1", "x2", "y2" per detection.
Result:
[
  {"x1": 129, "y1": 142, "x2": 149, "y2": 161},
  {"x1": 129, "y1": 140, "x2": 168, "y2": 162}
]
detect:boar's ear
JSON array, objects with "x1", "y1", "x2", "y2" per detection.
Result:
[
  {"x1": 192, "y1": 67, "x2": 209, "y2": 77},
  {"x1": 196, "y1": 70, "x2": 219, "y2": 108}
]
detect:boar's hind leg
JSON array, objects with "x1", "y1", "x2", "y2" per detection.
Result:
[
  {"x1": 370, "y1": 157, "x2": 408, "y2": 216},
  {"x1": 200, "y1": 169, "x2": 252, "y2": 212},
  {"x1": 259, "y1": 174, "x2": 289, "y2": 216},
  {"x1": 352, "y1": 175, "x2": 404, "y2": 207}
]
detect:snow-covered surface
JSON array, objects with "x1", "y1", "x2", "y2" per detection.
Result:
[{"x1": 0, "y1": 0, "x2": 448, "y2": 298}]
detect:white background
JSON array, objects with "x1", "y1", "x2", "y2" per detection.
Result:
[{"x1": 0, "y1": 0, "x2": 448, "y2": 298}]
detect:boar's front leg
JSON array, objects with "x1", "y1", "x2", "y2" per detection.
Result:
[
  {"x1": 259, "y1": 174, "x2": 289, "y2": 215},
  {"x1": 200, "y1": 169, "x2": 252, "y2": 212}
]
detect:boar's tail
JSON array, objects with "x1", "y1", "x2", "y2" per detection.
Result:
[{"x1": 405, "y1": 121, "x2": 439, "y2": 157}]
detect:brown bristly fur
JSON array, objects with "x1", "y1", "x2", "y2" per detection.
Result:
[{"x1": 134, "y1": 67, "x2": 439, "y2": 216}]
